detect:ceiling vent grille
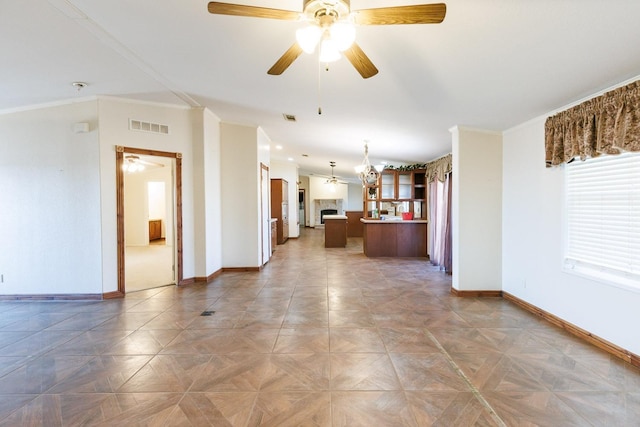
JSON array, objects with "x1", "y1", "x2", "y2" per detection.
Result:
[
  {"x1": 129, "y1": 119, "x2": 169, "y2": 134},
  {"x1": 283, "y1": 114, "x2": 296, "y2": 122}
]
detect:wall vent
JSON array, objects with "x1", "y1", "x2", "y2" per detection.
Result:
[
  {"x1": 282, "y1": 114, "x2": 296, "y2": 122},
  {"x1": 129, "y1": 119, "x2": 169, "y2": 134}
]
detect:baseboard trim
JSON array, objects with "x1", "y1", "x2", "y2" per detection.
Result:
[
  {"x1": 178, "y1": 277, "x2": 196, "y2": 286},
  {"x1": 222, "y1": 267, "x2": 261, "y2": 272},
  {"x1": 194, "y1": 269, "x2": 223, "y2": 284},
  {"x1": 450, "y1": 288, "x2": 503, "y2": 298},
  {"x1": 503, "y1": 291, "x2": 640, "y2": 368},
  {"x1": 103, "y1": 291, "x2": 124, "y2": 299},
  {"x1": 0, "y1": 294, "x2": 102, "y2": 301}
]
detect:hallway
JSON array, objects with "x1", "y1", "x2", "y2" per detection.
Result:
[{"x1": 0, "y1": 228, "x2": 638, "y2": 425}]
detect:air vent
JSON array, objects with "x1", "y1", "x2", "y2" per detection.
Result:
[
  {"x1": 129, "y1": 119, "x2": 169, "y2": 134},
  {"x1": 282, "y1": 114, "x2": 296, "y2": 122}
]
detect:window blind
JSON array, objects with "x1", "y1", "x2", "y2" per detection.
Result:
[{"x1": 565, "y1": 152, "x2": 640, "y2": 286}]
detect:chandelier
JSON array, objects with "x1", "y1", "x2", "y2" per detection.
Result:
[{"x1": 354, "y1": 142, "x2": 384, "y2": 187}]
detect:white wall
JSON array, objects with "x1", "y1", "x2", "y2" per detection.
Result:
[
  {"x1": 191, "y1": 108, "x2": 223, "y2": 277},
  {"x1": 0, "y1": 101, "x2": 103, "y2": 294},
  {"x1": 503, "y1": 116, "x2": 640, "y2": 354},
  {"x1": 124, "y1": 164, "x2": 173, "y2": 246},
  {"x1": 308, "y1": 176, "x2": 349, "y2": 227},
  {"x1": 98, "y1": 97, "x2": 196, "y2": 292},
  {"x1": 203, "y1": 109, "x2": 222, "y2": 275},
  {"x1": 298, "y1": 175, "x2": 310, "y2": 226},
  {"x1": 257, "y1": 128, "x2": 272, "y2": 263},
  {"x1": 220, "y1": 123, "x2": 261, "y2": 268},
  {"x1": 452, "y1": 126, "x2": 503, "y2": 291},
  {"x1": 347, "y1": 183, "x2": 364, "y2": 211},
  {"x1": 270, "y1": 160, "x2": 300, "y2": 238},
  {"x1": 124, "y1": 170, "x2": 149, "y2": 246}
]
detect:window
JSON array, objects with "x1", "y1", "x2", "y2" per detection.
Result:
[{"x1": 565, "y1": 152, "x2": 640, "y2": 290}]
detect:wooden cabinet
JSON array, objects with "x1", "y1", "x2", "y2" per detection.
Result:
[
  {"x1": 271, "y1": 178, "x2": 289, "y2": 244},
  {"x1": 324, "y1": 215, "x2": 347, "y2": 248},
  {"x1": 149, "y1": 219, "x2": 162, "y2": 241},
  {"x1": 270, "y1": 219, "x2": 277, "y2": 253},
  {"x1": 346, "y1": 211, "x2": 364, "y2": 237},
  {"x1": 361, "y1": 219, "x2": 428, "y2": 257},
  {"x1": 363, "y1": 169, "x2": 427, "y2": 219}
]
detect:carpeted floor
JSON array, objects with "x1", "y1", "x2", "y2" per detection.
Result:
[{"x1": 125, "y1": 240, "x2": 174, "y2": 292}]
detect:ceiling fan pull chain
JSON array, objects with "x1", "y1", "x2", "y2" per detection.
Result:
[{"x1": 318, "y1": 59, "x2": 322, "y2": 115}]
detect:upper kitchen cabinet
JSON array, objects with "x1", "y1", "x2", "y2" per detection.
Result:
[{"x1": 363, "y1": 169, "x2": 427, "y2": 219}]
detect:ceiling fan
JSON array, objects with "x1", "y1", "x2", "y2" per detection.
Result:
[
  {"x1": 207, "y1": 1, "x2": 446, "y2": 78},
  {"x1": 122, "y1": 155, "x2": 165, "y2": 173},
  {"x1": 324, "y1": 161, "x2": 347, "y2": 186}
]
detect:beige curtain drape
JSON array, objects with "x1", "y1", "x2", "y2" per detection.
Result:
[
  {"x1": 426, "y1": 153, "x2": 452, "y2": 273},
  {"x1": 545, "y1": 80, "x2": 640, "y2": 167},
  {"x1": 425, "y1": 153, "x2": 452, "y2": 182}
]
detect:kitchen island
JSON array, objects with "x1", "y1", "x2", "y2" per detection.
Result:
[
  {"x1": 360, "y1": 218, "x2": 428, "y2": 257},
  {"x1": 324, "y1": 215, "x2": 348, "y2": 248}
]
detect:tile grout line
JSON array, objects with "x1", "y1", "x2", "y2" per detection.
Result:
[{"x1": 424, "y1": 330, "x2": 507, "y2": 427}]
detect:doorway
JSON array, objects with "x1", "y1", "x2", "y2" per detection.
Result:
[
  {"x1": 116, "y1": 146, "x2": 183, "y2": 296},
  {"x1": 299, "y1": 189, "x2": 306, "y2": 227},
  {"x1": 260, "y1": 163, "x2": 270, "y2": 266}
]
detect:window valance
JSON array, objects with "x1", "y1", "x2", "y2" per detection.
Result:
[
  {"x1": 545, "y1": 80, "x2": 640, "y2": 167},
  {"x1": 426, "y1": 153, "x2": 452, "y2": 183}
]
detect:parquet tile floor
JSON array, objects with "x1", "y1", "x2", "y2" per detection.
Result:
[{"x1": 1, "y1": 228, "x2": 639, "y2": 426}]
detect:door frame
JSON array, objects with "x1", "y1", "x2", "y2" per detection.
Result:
[
  {"x1": 298, "y1": 188, "x2": 306, "y2": 227},
  {"x1": 115, "y1": 146, "x2": 183, "y2": 296},
  {"x1": 260, "y1": 163, "x2": 270, "y2": 266}
]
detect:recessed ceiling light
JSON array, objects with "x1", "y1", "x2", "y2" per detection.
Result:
[
  {"x1": 276, "y1": 145, "x2": 283, "y2": 150},
  {"x1": 287, "y1": 157, "x2": 294, "y2": 161}
]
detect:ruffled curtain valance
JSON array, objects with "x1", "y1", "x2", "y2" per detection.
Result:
[
  {"x1": 425, "y1": 153, "x2": 452, "y2": 182},
  {"x1": 545, "y1": 80, "x2": 640, "y2": 167}
]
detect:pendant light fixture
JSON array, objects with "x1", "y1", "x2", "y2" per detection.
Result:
[{"x1": 354, "y1": 141, "x2": 384, "y2": 187}]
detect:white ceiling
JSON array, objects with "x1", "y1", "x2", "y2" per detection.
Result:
[{"x1": 3, "y1": 0, "x2": 640, "y2": 180}]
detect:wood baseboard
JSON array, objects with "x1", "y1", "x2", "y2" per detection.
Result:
[
  {"x1": 503, "y1": 291, "x2": 640, "y2": 368},
  {"x1": 0, "y1": 294, "x2": 102, "y2": 301},
  {"x1": 178, "y1": 277, "x2": 196, "y2": 286},
  {"x1": 193, "y1": 269, "x2": 223, "y2": 284},
  {"x1": 103, "y1": 291, "x2": 124, "y2": 299},
  {"x1": 450, "y1": 287, "x2": 639, "y2": 367},
  {"x1": 450, "y1": 288, "x2": 503, "y2": 298},
  {"x1": 222, "y1": 267, "x2": 261, "y2": 272}
]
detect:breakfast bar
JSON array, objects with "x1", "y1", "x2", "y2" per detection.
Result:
[{"x1": 360, "y1": 218, "x2": 428, "y2": 257}]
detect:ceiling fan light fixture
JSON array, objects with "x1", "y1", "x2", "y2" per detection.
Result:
[
  {"x1": 296, "y1": 24, "x2": 322, "y2": 53},
  {"x1": 122, "y1": 162, "x2": 145, "y2": 173},
  {"x1": 330, "y1": 21, "x2": 355, "y2": 51},
  {"x1": 319, "y1": 38, "x2": 341, "y2": 63}
]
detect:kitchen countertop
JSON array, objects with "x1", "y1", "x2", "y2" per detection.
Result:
[
  {"x1": 323, "y1": 215, "x2": 348, "y2": 220},
  {"x1": 360, "y1": 218, "x2": 428, "y2": 224}
]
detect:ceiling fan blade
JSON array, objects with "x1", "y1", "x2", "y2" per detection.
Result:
[
  {"x1": 343, "y1": 43, "x2": 379, "y2": 79},
  {"x1": 353, "y1": 3, "x2": 446, "y2": 25},
  {"x1": 268, "y1": 43, "x2": 304, "y2": 75},
  {"x1": 207, "y1": 2, "x2": 300, "y2": 20}
]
